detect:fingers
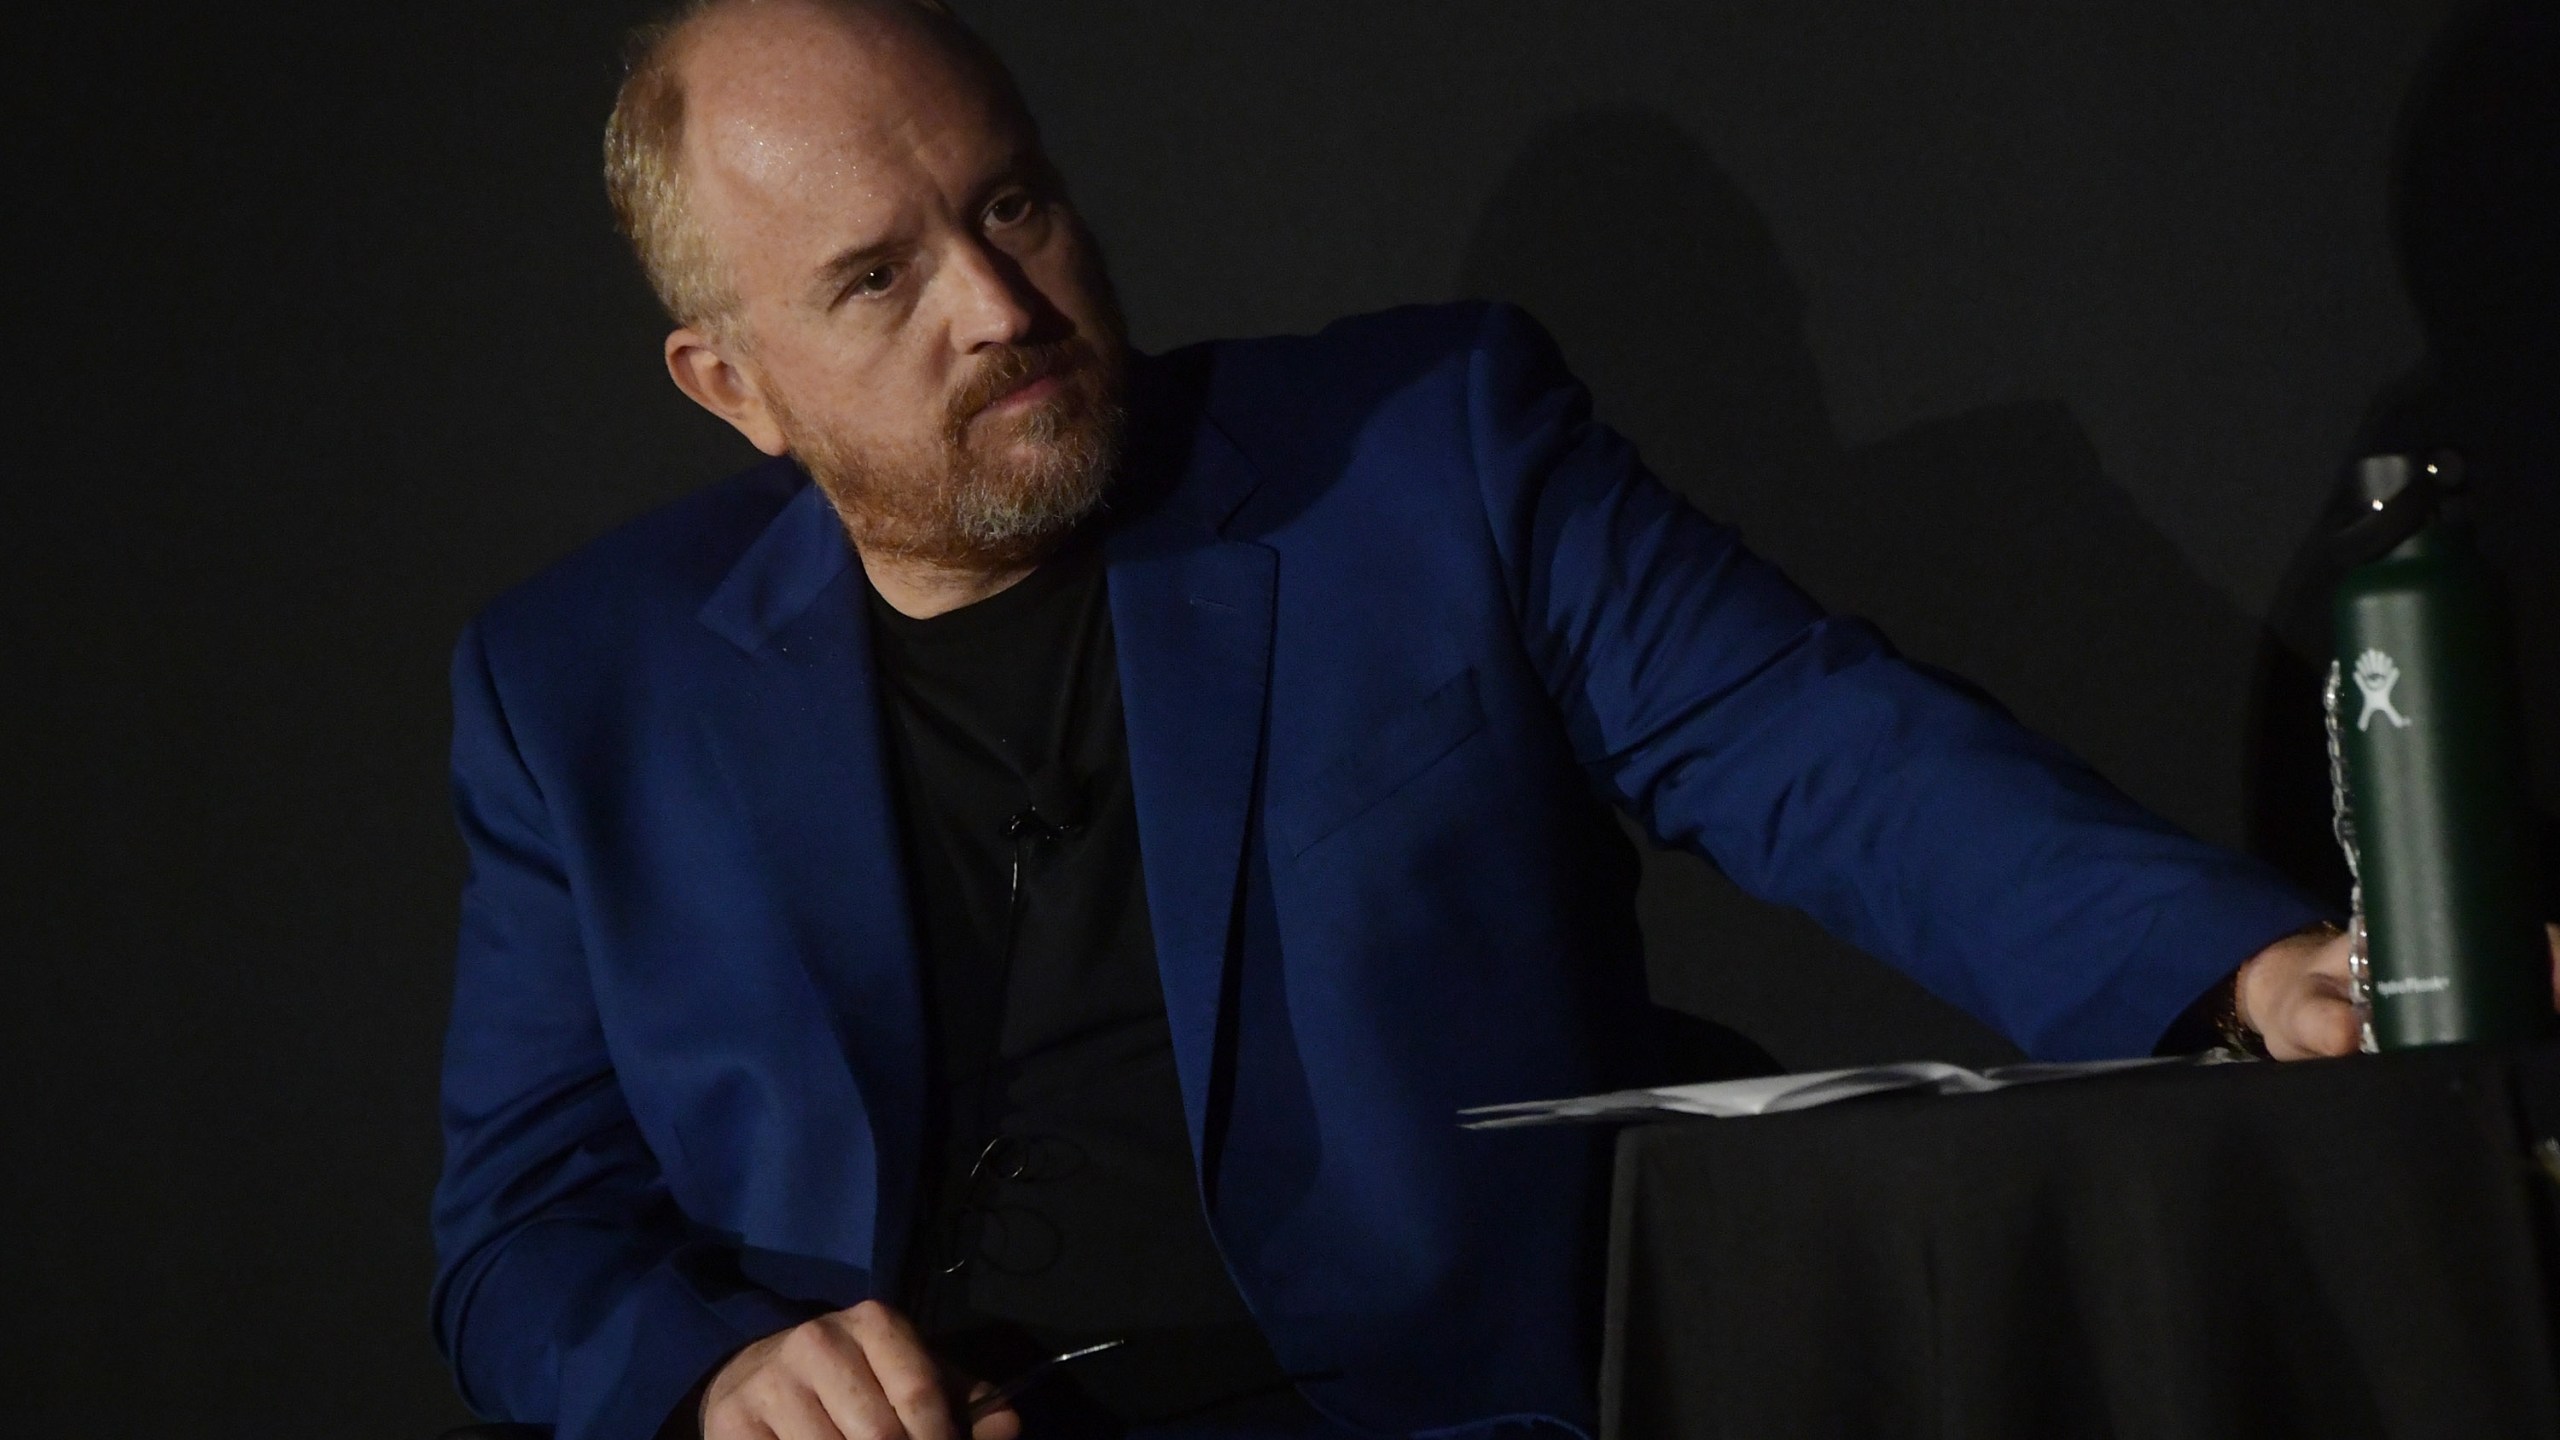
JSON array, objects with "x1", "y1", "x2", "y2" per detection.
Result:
[
  {"x1": 2262, "y1": 991, "x2": 2362, "y2": 1060},
  {"x1": 703, "y1": 1388, "x2": 791, "y2": 1440},
  {"x1": 789, "y1": 1314, "x2": 909, "y2": 1440},
  {"x1": 953, "y1": 1382, "x2": 1018, "y2": 1440},
  {"x1": 2547, "y1": 924, "x2": 2559, "y2": 1013},
  {"x1": 702, "y1": 1300, "x2": 965, "y2": 1440},
  {"x1": 782, "y1": 1376, "x2": 884, "y2": 1440},
  {"x1": 846, "y1": 1302, "x2": 961, "y2": 1440},
  {"x1": 2237, "y1": 928, "x2": 2360, "y2": 1060},
  {"x1": 2303, "y1": 928, "x2": 2355, "y2": 985},
  {"x1": 703, "y1": 1331, "x2": 792, "y2": 1440},
  {"x1": 2266, "y1": 949, "x2": 2362, "y2": 1060},
  {"x1": 2251, "y1": 922, "x2": 2560, "y2": 1050},
  {"x1": 963, "y1": 1382, "x2": 1022, "y2": 1440}
]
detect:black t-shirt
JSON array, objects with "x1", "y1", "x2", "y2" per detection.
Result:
[{"x1": 867, "y1": 532, "x2": 1307, "y2": 1432}]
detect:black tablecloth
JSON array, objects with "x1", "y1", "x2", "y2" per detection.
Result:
[{"x1": 1601, "y1": 1044, "x2": 2560, "y2": 1439}]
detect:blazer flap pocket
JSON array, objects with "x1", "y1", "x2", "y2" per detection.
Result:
[{"x1": 1277, "y1": 667, "x2": 1487, "y2": 856}]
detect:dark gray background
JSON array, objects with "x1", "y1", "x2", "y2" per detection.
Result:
[{"x1": 13, "y1": 1, "x2": 2552, "y2": 1432}]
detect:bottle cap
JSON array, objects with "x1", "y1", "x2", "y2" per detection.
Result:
[{"x1": 2330, "y1": 452, "x2": 2447, "y2": 567}]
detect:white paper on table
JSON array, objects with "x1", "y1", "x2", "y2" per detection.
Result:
[{"x1": 1457, "y1": 1056, "x2": 2187, "y2": 1129}]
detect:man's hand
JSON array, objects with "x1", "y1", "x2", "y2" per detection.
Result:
[
  {"x1": 2236, "y1": 922, "x2": 2560, "y2": 1060},
  {"x1": 701, "y1": 1300, "x2": 1021, "y2": 1440}
]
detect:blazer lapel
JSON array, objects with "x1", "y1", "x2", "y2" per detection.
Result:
[
  {"x1": 697, "y1": 474, "x2": 927, "y2": 1278},
  {"x1": 683, "y1": 377, "x2": 1275, "y2": 1260},
  {"x1": 1108, "y1": 404, "x2": 1276, "y2": 1164}
]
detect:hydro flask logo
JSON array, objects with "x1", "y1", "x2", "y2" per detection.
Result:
[
  {"x1": 2353, "y1": 649, "x2": 2413, "y2": 732},
  {"x1": 2375, "y1": 975, "x2": 2452, "y2": 998}
]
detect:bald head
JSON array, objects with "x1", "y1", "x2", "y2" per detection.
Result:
[
  {"x1": 607, "y1": 0, "x2": 1127, "y2": 591},
  {"x1": 604, "y1": 0, "x2": 1028, "y2": 334}
]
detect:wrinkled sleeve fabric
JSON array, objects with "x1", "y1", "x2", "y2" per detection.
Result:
[
  {"x1": 1460, "y1": 304, "x2": 2324, "y2": 1059},
  {"x1": 431, "y1": 619, "x2": 821, "y2": 1440}
]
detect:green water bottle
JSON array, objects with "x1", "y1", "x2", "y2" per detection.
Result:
[{"x1": 2329, "y1": 453, "x2": 2550, "y2": 1049}]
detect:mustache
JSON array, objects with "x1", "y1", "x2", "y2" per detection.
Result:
[{"x1": 941, "y1": 335, "x2": 1104, "y2": 440}]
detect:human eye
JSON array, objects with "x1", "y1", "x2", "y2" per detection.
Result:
[
  {"x1": 844, "y1": 262, "x2": 900, "y2": 301},
  {"x1": 983, "y1": 189, "x2": 1041, "y2": 229}
]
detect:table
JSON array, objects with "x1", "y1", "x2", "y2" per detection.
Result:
[{"x1": 1600, "y1": 1043, "x2": 2560, "y2": 1439}]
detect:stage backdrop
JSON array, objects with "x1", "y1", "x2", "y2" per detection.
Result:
[{"x1": 17, "y1": 0, "x2": 2544, "y2": 1433}]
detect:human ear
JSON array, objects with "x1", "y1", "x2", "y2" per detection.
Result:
[{"x1": 664, "y1": 327, "x2": 788, "y2": 456}]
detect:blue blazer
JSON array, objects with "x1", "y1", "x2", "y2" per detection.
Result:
[{"x1": 431, "y1": 303, "x2": 2319, "y2": 1440}]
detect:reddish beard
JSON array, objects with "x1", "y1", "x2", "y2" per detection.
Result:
[{"x1": 779, "y1": 332, "x2": 1127, "y2": 568}]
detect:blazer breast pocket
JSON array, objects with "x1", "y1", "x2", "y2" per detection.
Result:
[{"x1": 1275, "y1": 667, "x2": 1489, "y2": 857}]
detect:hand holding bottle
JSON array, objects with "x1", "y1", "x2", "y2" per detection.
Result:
[{"x1": 2235, "y1": 922, "x2": 2560, "y2": 1059}]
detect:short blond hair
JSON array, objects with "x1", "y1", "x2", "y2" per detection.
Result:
[{"x1": 601, "y1": 0, "x2": 962, "y2": 335}]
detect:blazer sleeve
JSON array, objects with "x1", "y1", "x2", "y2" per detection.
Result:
[
  {"x1": 431, "y1": 618, "x2": 822, "y2": 1440},
  {"x1": 1458, "y1": 303, "x2": 2326, "y2": 1059}
]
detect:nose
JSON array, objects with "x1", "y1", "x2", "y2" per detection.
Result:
[{"x1": 942, "y1": 235, "x2": 1039, "y2": 353}]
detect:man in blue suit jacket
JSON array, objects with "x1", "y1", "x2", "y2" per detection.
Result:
[{"x1": 431, "y1": 4, "x2": 2363, "y2": 1438}]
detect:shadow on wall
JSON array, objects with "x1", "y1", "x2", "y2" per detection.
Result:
[
  {"x1": 2251, "y1": 0, "x2": 2560, "y2": 920},
  {"x1": 1456, "y1": 108, "x2": 2279, "y2": 1069}
]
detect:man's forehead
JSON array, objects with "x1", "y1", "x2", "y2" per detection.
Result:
[{"x1": 679, "y1": 2, "x2": 1015, "y2": 223}]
